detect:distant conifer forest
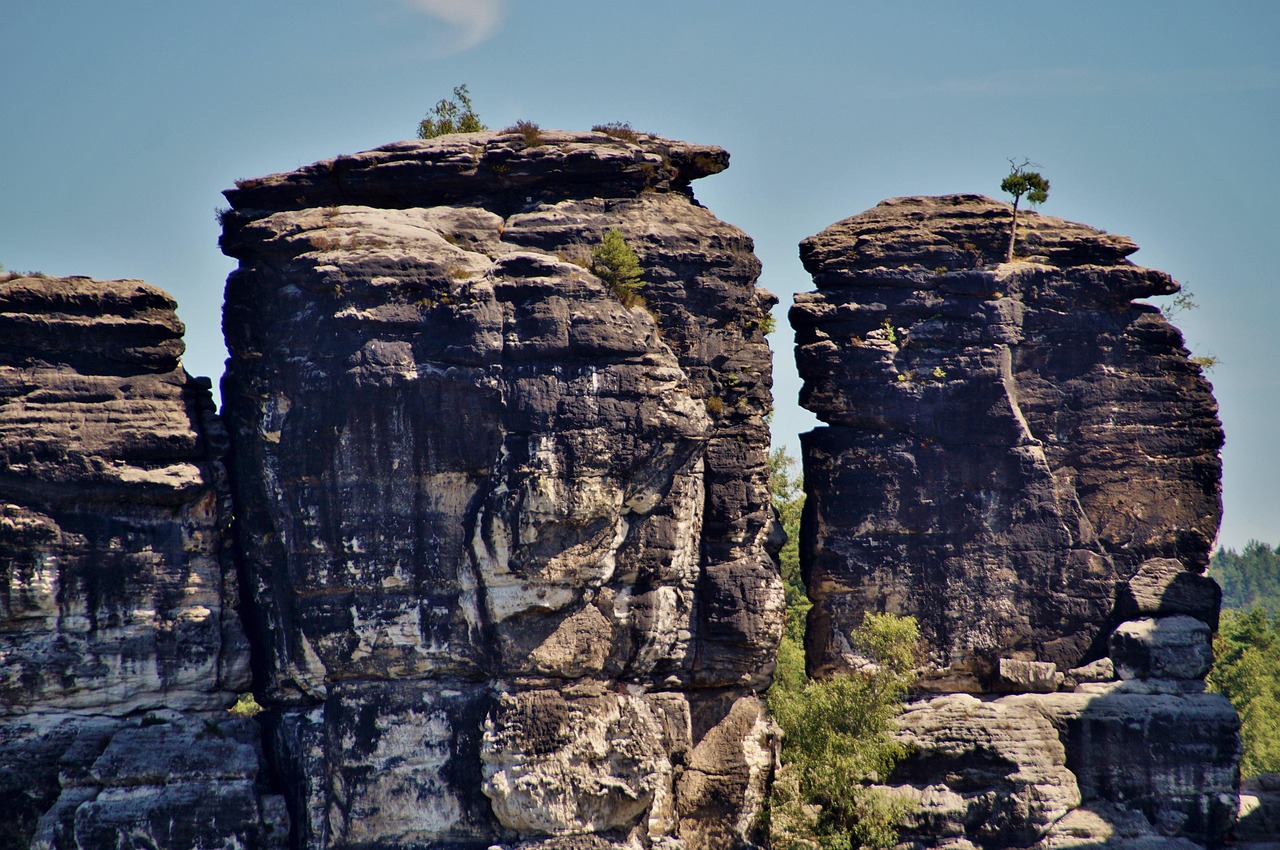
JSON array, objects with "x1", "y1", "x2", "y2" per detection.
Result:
[{"x1": 1209, "y1": 542, "x2": 1280, "y2": 778}]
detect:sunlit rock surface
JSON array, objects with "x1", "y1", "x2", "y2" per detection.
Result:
[
  {"x1": 0, "y1": 275, "x2": 281, "y2": 848},
  {"x1": 793, "y1": 196, "x2": 1236, "y2": 848},
  {"x1": 220, "y1": 130, "x2": 782, "y2": 848}
]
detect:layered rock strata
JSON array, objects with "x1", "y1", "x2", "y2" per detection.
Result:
[
  {"x1": 219, "y1": 130, "x2": 782, "y2": 849},
  {"x1": 0, "y1": 276, "x2": 281, "y2": 849},
  {"x1": 792, "y1": 196, "x2": 1236, "y2": 847}
]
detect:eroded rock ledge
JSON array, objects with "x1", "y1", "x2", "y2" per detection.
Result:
[
  {"x1": 219, "y1": 130, "x2": 782, "y2": 849},
  {"x1": 793, "y1": 195, "x2": 1235, "y2": 847}
]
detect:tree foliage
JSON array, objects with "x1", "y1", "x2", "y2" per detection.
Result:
[
  {"x1": 767, "y1": 608, "x2": 919, "y2": 850},
  {"x1": 1208, "y1": 606, "x2": 1280, "y2": 777},
  {"x1": 1212, "y1": 540, "x2": 1280, "y2": 612},
  {"x1": 417, "y1": 84, "x2": 486, "y2": 139},
  {"x1": 765, "y1": 448, "x2": 918, "y2": 848},
  {"x1": 1000, "y1": 158, "x2": 1050, "y2": 261},
  {"x1": 590, "y1": 229, "x2": 645, "y2": 307},
  {"x1": 770, "y1": 448, "x2": 809, "y2": 645}
]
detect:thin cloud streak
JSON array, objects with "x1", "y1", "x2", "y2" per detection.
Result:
[{"x1": 401, "y1": 0, "x2": 504, "y2": 55}]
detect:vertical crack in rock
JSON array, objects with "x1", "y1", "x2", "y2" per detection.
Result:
[
  {"x1": 219, "y1": 129, "x2": 782, "y2": 849},
  {"x1": 793, "y1": 195, "x2": 1236, "y2": 848},
  {"x1": 0, "y1": 275, "x2": 282, "y2": 849}
]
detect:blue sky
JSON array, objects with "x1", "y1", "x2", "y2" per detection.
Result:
[{"x1": 3, "y1": 1, "x2": 1277, "y2": 549}]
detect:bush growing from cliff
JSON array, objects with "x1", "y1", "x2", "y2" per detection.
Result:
[
  {"x1": 592, "y1": 122, "x2": 640, "y2": 143},
  {"x1": 228, "y1": 692, "x2": 264, "y2": 718},
  {"x1": 503, "y1": 119, "x2": 544, "y2": 147},
  {"x1": 1000, "y1": 158, "x2": 1049, "y2": 261},
  {"x1": 417, "y1": 84, "x2": 486, "y2": 139},
  {"x1": 591, "y1": 229, "x2": 645, "y2": 307},
  {"x1": 767, "y1": 612, "x2": 920, "y2": 850}
]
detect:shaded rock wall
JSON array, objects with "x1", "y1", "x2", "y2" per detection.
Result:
[
  {"x1": 218, "y1": 130, "x2": 781, "y2": 849},
  {"x1": 0, "y1": 276, "x2": 282, "y2": 848},
  {"x1": 792, "y1": 196, "x2": 1236, "y2": 848}
]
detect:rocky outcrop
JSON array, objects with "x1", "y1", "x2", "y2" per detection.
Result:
[
  {"x1": 887, "y1": 686, "x2": 1240, "y2": 848},
  {"x1": 218, "y1": 130, "x2": 781, "y2": 849},
  {"x1": 792, "y1": 196, "x2": 1236, "y2": 847},
  {"x1": 793, "y1": 194, "x2": 1223, "y2": 687},
  {"x1": 0, "y1": 275, "x2": 281, "y2": 849}
]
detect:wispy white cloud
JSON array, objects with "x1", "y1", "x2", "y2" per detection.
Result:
[{"x1": 400, "y1": 0, "x2": 505, "y2": 55}]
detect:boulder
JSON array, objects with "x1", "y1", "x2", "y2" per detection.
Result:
[
  {"x1": 1239, "y1": 774, "x2": 1280, "y2": 842},
  {"x1": 891, "y1": 694, "x2": 1081, "y2": 847},
  {"x1": 1117, "y1": 557, "x2": 1222, "y2": 627},
  {"x1": 1063, "y1": 657, "x2": 1116, "y2": 689},
  {"x1": 996, "y1": 658, "x2": 1066, "y2": 693},
  {"x1": 1109, "y1": 615, "x2": 1214, "y2": 680},
  {"x1": 889, "y1": 689, "x2": 1240, "y2": 847},
  {"x1": 1015, "y1": 690, "x2": 1240, "y2": 842}
]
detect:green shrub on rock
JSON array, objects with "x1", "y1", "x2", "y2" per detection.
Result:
[
  {"x1": 417, "y1": 84, "x2": 486, "y2": 139},
  {"x1": 767, "y1": 613, "x2": 920, "y2": 850},
  {"x1": 591, "y1": 229, "x2": 645, "y2": 308},
  {"x1": 503, "y1": 119, "x2": 545, "y2": 147},
  {"x1": 592, "y1": 122, "x2": 640, "y2": 143}
]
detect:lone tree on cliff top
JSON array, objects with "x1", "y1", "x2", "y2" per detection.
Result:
[{"x1": 1000, "y1": 158, "x2": 1050, "y2": 261}]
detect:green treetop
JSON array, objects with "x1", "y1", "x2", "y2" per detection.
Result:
[{"x1": 1000, "y1": 158, "x2": 1050, "y2": 261}]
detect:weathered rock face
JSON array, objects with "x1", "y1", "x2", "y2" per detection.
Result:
[
  {"x1": 0, "y1": 275, "x2": 281, "y2": 849},
  {"x1": 793, "y1": 196, "x2": 1237, "y2": 848},
  {"x1": 219, "y1": 130, "x2": 782, "y2": 848},
  {"x1": 888, "y1": 687, "x2": 1240, "y2": 848},
  {"x1": 792, "y1": 194, "x2": 1223, "y2": 687}
]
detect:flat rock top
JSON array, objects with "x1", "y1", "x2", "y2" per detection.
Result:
[
  {"x1": 0, "y1": 274, "x2": 206, "y2": 500},
  {"x1": 0, "y1": 274, "x2": 185, "y2": 368},
  {"x1": 800, "y1": 194, "x2": 1141, "y2": 277},
  {"x1": 224, "y1": 130, "x2": 729, "y2": 215},
  {"x1": 0, "y1": 274, "x2": 178, "y2": 315}
]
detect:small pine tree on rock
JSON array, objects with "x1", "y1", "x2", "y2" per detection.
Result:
[{"x1": 591, "y1": 229, "x2": 645, "y2": 307}]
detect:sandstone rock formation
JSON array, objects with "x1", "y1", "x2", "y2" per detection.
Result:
[
  {"x1": 793, "y1": 194, "x2": 1223, "y2": 687},
  {"x1": 0, "y1": 275, "x2": 282, "y2": 848},
  {"x1": 218, "y1": 130, "x2": 782, "y2": 849},
  {"x1": 792, "y1": 196, "x2": 1237, "y2": 847}
]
